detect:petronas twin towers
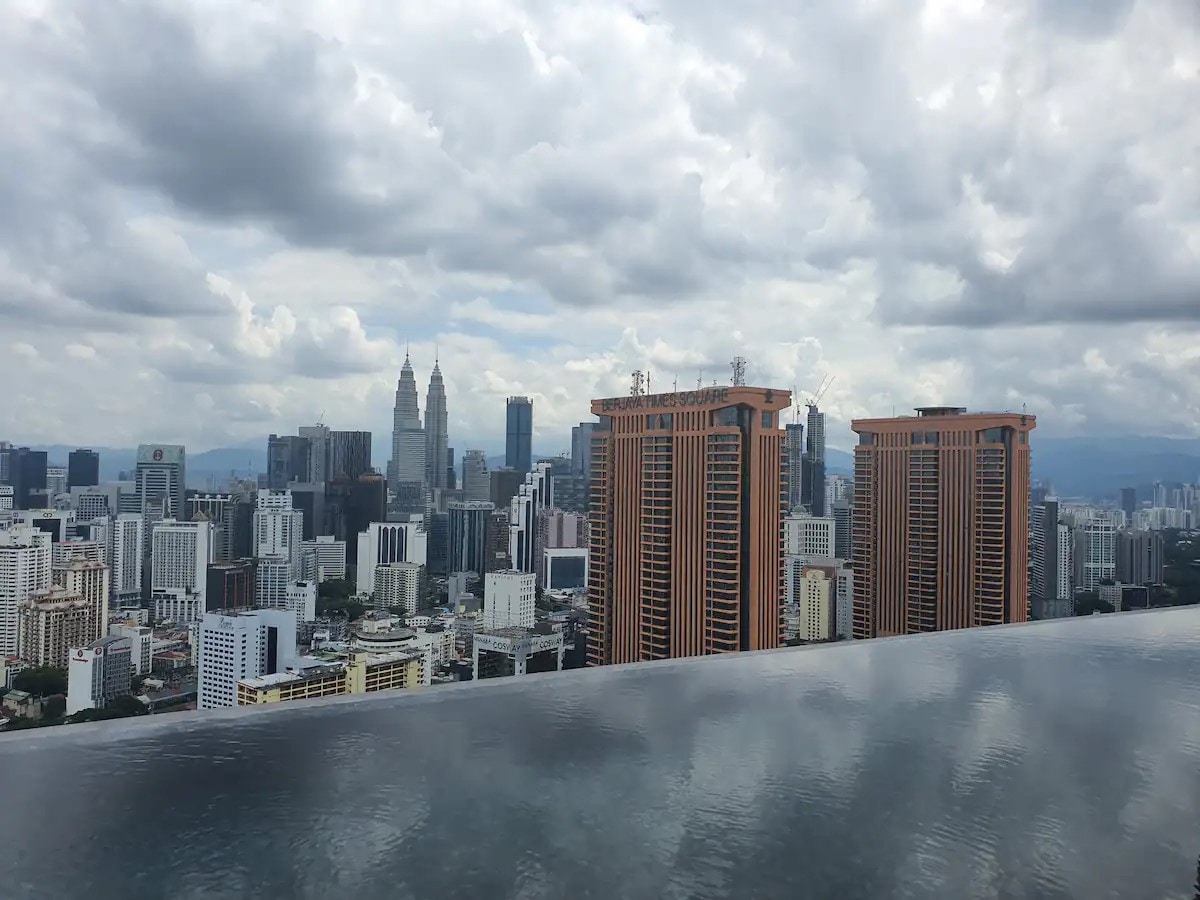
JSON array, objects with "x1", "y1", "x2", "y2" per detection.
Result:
[{"x1": 388, "y1": 353, "x2": 449, "y2": 508}]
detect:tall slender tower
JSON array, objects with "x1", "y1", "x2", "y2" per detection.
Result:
[
  {"x1": 851, "y1": 407, "x2": 1035, "y2": 639},
  {"x1": 388, "y1": 354, "x2": 426, "y2": 509},
  {"x1": 425, "y1": 358, "x2": 449, "y2": 491},
  {"x1": 803, "y1": 403, "x2": 826, "y2": 516}
]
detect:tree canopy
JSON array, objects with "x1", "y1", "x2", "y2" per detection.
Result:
[{"x1": 12, "y1": 666, "x2": 67, "y2": 698}]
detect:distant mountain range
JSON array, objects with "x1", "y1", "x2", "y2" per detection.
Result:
[{"x1": 25, "y1": 436, "x2": 1200, "y2": 501}]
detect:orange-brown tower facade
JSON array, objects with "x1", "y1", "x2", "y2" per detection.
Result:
[
  {"x1": 851, "y1": 407, "x2": 1036, "y2": 639},
  {"x1": 586, "y1": 386, "x2": 791, "y2": 666}
]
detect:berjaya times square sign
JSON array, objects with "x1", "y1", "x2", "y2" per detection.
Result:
[{"x1": 600, "y1": 388, "x2": 740, "y2": 412}]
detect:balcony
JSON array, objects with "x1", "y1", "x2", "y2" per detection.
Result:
[{"x1": 1, "y1": 610, "x2": 1198, "y2": 897}]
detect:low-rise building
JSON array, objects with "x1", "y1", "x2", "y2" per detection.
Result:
[
  {"x1": 236, "y1": 647, "x2": 430, "y2": 705},
  {"x1": 472, "y1": 623, "x2": 564, "y2": 680}
]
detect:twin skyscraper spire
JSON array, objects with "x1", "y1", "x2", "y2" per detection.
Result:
[{"x1": 387, "y1": 352, "x2": 449, "y2": 512}]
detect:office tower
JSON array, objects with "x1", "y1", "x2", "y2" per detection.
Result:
[
  {"x1": 571, "y1": 422, "x2": 595, "y2": 479},
  {"x1": 0, "y1": 484, "x2": 12, "y2": 513},
  {"x1": 326, "y1": 473, "x2": 386, "y2": 569},
  {"x1": 151, "y1": 519, "x2": 213, "y2": 607},
  {"x1": 59, "y1": 560, "x2": 109, "y2": 641},
  {"x1": 267, "y1": 434, "x2": 310, "y2": 490},
  {"x1": 253, "y1": 491, "x2": 303, "y2": 573},
  {"x1": 473, "y1": 623, "x2": 563, "y2": 679},
  {"x1": 66, "y1": 635, "x2": 133, "y2": 716},
  {"x1": 1031, "y1": 499, "x2": 1073, "y2": 619},
  {"x1": 784, "y1": 512, "x2": 836, "y2": 559},
  {"x1": 18, "y1": 587, "x2": 94, "y2": 668},
  {"x1": 427, "y1": 511, "x2": 449, "y2": 576},
  {"x1": 446, "y1": 447, "x2": 456, "y2": 491},
  {"x1": 1116, "y1": 530, "x2": 1164, "y2": 586},
  {"x1": 587, "y1": 385, "x2": 790, "y2": 665},
  {"x1": 356, "y1": 521, "x2": 429, "y2": 595},
  {"x1": 298, "y1": 536, "x2": 347, "y2": 582},
  {"x1": 487, "y1": 509, "x2": 512, "y2": 572},
  {"x1": 506, "y1": 396, "x2": 533, "y2": 475},
  {"x1": 784, "y1": 422, "x2": 804, "y2": 513},
  {"x1": 549, "y1": 473, "x2": 588, "y2": 514},
  {"x1": 1119, "y1": 487, "x2": 1137, "y2": 522},
  {"x1": 111, "y1": 513, "x2": 143, "y2": 604},
  {"x1": 462, "y1": 450, "x2": 490, "y2": 502},
  {"x1": 424, "y1": 361, "x2": 449, "y2": 491},
  {"x1": 784, "y1": 561, "x2": 832, "y2": 642},
  {"x1": 1074, "y1": 517, "x2": 1116, "y2": 593},
  {"x1": 45, "y1": 466, "x2": 68, "y2": 498},
  {"x1": 851, "y1": 407, "x2": 1036, "y2": 639},
  {"x1": 824, "y1": 474, "x2": 852, "y2": 517},
  {"x1": 802, "y1": 404, "x2": 826, "y2": 516},
  {"x1": 389, "y1": 354, "x2": 426, "y2": 501},
  {"x1": 73, "y1": 489, "x2": 110, "y2": 522},
  {"x1": 543, "y1": 509, "x2": 585, "y2": 549},
  {"x1": 489, "y1": 467, "x2": 524, "y2": 510},
  {"x1": 373, "y1": 562, "x2": 422, "y2": 614},
  {"x1": 2, "y1": 447, "x2": 48, "y2": 509},
  {"x1": 135, "y1": 445, "x2": 186, "y2": 531},
  {"x1": 484, "y1": 571, "x2": 536, "y2": 630},
  {"x1": 205, "y1": 560, "x2": 255, "y2": 612},
  {"x1": 283, "y1": 482, "x2": 324, "y2": 542},
  {"x1": 329, "y1": 430, "x2": 372, "y2": 481},
  {"x1": 509, "y1": 463, "x2": 552, "y2": 578},
  {"x1": 448, "y1": 501, "x2": 493, "y2": 575},
  {"x1": 298, "y1": 424, "x2": 331, "y2": 483},
  {"x1": 109, "y1": 622, "x2": 152, "y2": 676},
  {"x1": 1030, "y1": 481, "x2": 1051, "y2": 508},
  {"x1": 197, "y1": 609, "x2": 298, "y2": 709},
  {"x1": 187, "y1": 493, "x2": 239, "y2": 561},
  {"x1": 0, "y1": 525, "x2": 52, "y2": 656},
  {"x1": 832, "y1": 501, "x2": 851, "y2": 559}
]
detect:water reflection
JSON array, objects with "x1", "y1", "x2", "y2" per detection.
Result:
[{"x1": 2, "y1": 609, "x2": 1200, "y2": 898}]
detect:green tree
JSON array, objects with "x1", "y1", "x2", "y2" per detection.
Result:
[
  {"x1": 42, "y1": 695, "x2": 66, "y2": 721},
  {"x1": 12, "y1": 666, "x2": 67, "y2": 698}
]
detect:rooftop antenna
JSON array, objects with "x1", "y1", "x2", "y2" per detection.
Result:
[
  {"x1": 673, "y1": 373, "x2": 678, "y2": 392},
  {"x1": 630, "y1": 370, "x2": 645, "y2": 396},
  {"x1": 646, "y1": 370, "x2": 652, "y2": 394},
  {"x1": 697, "y1": 370, "x2": 703, "y2": 390},
  {"x1": 731, "y1": 356, "x2": 747, "y2": 387}
]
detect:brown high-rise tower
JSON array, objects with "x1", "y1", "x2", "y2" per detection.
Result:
[
  {"x1": 586, "y1": 385, "x2": 791, "y2": 665},
  {"x1": 851, "y1": 407, "x2": 1036, "y2": 639}
]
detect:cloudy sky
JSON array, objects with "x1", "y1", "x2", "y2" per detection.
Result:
[{"x1": 1, "y1": 0, "x2": 1197, "y2": 458}]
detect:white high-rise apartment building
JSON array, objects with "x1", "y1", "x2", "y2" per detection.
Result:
[
  {"x1": 784, "y1": 513, "x2": 836, "y2": 559},
  {"x1": 1074, "y1": 517, "x2": 1116, "y2": 593},
  {"x1": 508, "y1": 462, "x2": 552, "y2": 577},
  {"x1": 135, "y1": 444, "x2": 186, "y2": 536},
  {"x1": 254, "y1": 491, "x2": 303, "y2": 569},
  {"x1": 52, "y1": 539, "x2": 106, "y2": 574},
  {"x1": 197, "y1": 610, "x2": 297, "y2": 709},
  {"x1": 284, "y1": 581, "x2": 317, "y2": 626},
  {"x1": 0, "y1": 484, "x2": 13, "y2": 512},
  {"x1": 46, "y1": 466, "x2": 68, "y2": 498},
  {"x1": 373, "y1": 562, "x2": 422, "y2": 614},
  {"x1": 109, "y1": 621, "x2": 153, "y2": 676},
  {"x1": 299, "y1": 535, "x2": 346, "y2": 582},
  {"x1": 484, "y1": 570, "x2": 535, "y2": 630},
  {"x1": 151, "y1": 519, "x2": 213, "y2": 607},
  {"x1": 356, "y1": 521, "x2": 428, "y2": 595},
  {"x1": 112, "y1": 513, "x2": 144, "y2": 603},
  {"x1": 0, "y1": 525, "x2": 52, "y2": 656},
  {"x1": 255, "y1": 558, "x2": 291, "y2": 611},
  {"x1": 154, "y1": 588, "x2": 204, "y2": 623},
  {"x1": 1056, "y1": 525, "x2": 1073, "y2": 601}
]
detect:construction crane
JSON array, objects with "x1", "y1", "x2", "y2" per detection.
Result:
[{"x1": 807, "y1": 374, "x2": 835, "y2": 409}]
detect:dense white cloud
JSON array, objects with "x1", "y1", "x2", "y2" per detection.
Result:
[{"x1": 0, "y1": 0, "x2": 1197, "y2": 456}]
